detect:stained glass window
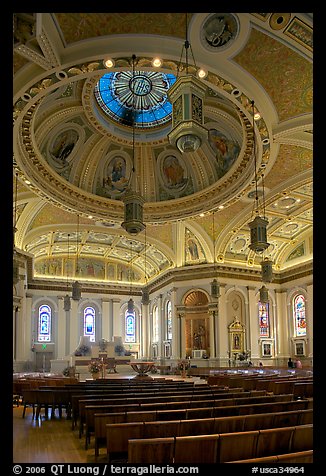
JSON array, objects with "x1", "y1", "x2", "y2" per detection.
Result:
[
  {"x1": 38, "y1": 304, "x2": 51, "y2": 342},
  {"x1": 94, "y1": 71, "x2": 176, "y2": 129},
  {"x1": 293, "y1": 294, "x2": 307, "y2": 337},
  {"x1": 125, "y1": 310, "x2": 136, "y2": 343},
  {"x1": 167, "y1": 300, "x2": 172, "y2": 340},
  {"x1": 153, "y1": 305, "x2": 159, "y2": 342},
  {"x1": 259, "y1": 301, "x2": 270, "y2": 337},
  {"x1": 84, "y1": 306, "x2": 96, "y2": 342}
]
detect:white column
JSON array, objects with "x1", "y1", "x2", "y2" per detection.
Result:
[
  {"x1": 23, "y1": 295, "x2": 33, "y2": 361},
  {"x1": 208, "y1": 309, "x2": 216, "y2": 358},
  {"x1": 180, "y1": 314, "x2": 186, "y2": 359},
  {"x1": 69, "y1": 299, "x2": 79, "y2": 355},
  {"x1": 108, "y1": 299, "x2": 114, "y2": 341},
  {"x1": 141, "y1": 303, "x2": 149, "y2": 358},
  {"x1": 57, "y1": 297, "x2": 66, "y2": 358},
  {"x1": 276, "y1": 289, "x2": 289, "y2": 359},
  {"x1": 171, "y1": 288, "x2": 178, "y2": 359},
  {"x1": 112, "y1": 299, "x2": 121, "y2": 338},
  {"x1": 306, "y1": 284, "x2": 313, "y2": 357},
  {"x1": 102, "y1": 300, "x2": 110, "y2": 340},
  {"x1": 158, "y1": 294, "x2": 163, "y2": 357},
  {"x1": 216, "y1": 285, "x2": 227, "y2": 361},
  {"x1": 244, "y1": 287, "x2": 251, "y2": 353}
]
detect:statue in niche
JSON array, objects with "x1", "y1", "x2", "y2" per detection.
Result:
[{"x1": 193, "y1": 324, "x2": 206, "y2": 349}]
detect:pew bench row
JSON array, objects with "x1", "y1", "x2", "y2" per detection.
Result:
[
  {"x1": 93, "y1": 398, "x2": 312, "y2": 456},
  {"x1": 82, "y1": 393, "x2": 294, "y2": 447},
  {"x1": 106, "y1": 408, "x2": 313, "y2": 461},
  {"x1": 127, "y1": 424, "x2": 313, "y2": 463}
]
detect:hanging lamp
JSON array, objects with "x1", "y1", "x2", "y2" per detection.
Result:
[
  {"x1": 167, "y1": 13, "x2": 208, "y2": 153},
  {"x1": 121, "y1": 54, "x2": 146, "y2": 236},
  {"x1": 248, "y1": 100, "x2": 269, "y2": 254},
  {"x1": 261, "y1": 257, "x2": 273, "y2": 283},
  {"x1": 72, "y1": 214, "x2": 82, "y2": 301},
  {"x1": 259, "y1": 285, "x2": 269, "y2": 303},
  {"x1": 64, "y1": 233, "x2": 71, "y2": 311}
]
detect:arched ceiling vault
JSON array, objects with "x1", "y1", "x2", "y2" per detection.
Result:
[{"x1": 13, "y1": 12, "x2": 313, "y2": 288}]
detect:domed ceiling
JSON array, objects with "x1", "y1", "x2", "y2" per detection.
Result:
[{"x1": 13, "y1": 13, "x2": 313, "y2": 290}]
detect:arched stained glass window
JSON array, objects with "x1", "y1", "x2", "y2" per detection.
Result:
[
  {"x1": 153, "y1": 305, "x2": 159, "y2": 342},
  {"x1": 84, "y1": 306, "x2": 96, "y2": 342},
  {"x1": 38, "y1": 304, "x2": 51, "y2": 342},
  {"x1": 125, "y1": 309, "x2": 136, "y2": 343},
  {"x1": 167, "y1": 300, "x2": 172, "y2": 340},
  {"x1": 94, "y1": 71, "x2": 176, "y2": 129},
  {"x1": 293, "y1": 294, "x2": 307, "y2": 337},
  {"x1": 259, "y1": 301, "x2": 270, "y2": 337}
]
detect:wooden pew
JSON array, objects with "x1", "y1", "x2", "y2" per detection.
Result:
[
  {"x1": 84, "y1": 393, "x2": 290, "y2": 448},
  {"x1": 93, "y1": 399, "x2": 311, "y2": 456},
  {"x1": 226, "y1": 450, "x2": 313, "y2": 463},
  {"x1": 127, "y1": 424, "x2": 313, "y2": 463},
  {"x1": 81, "y1": 390, "x2": 255, "y2": 443},
  {"x1": 105, "y1": 408, "x2": 313, "y2": 462},
  {"x1": 128, "y1": 437, "x2": 175, "y2": 464}
]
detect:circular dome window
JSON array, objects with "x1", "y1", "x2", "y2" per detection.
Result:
[{"x1": 94, "y1": 70, "x2": 176, "y2": 129}]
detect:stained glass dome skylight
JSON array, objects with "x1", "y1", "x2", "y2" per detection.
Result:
[{"x1": 94, "y1": 71, "x2": 176, "y2": 129}]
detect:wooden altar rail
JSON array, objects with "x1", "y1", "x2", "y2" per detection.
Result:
[
  {"x1": 78, "y1": 389, "x2": 258, "y2": 442},
  {"x1": 106, "y1": 408, "x2": 313, "y2": 462},
  {"x1": 82, "y1": 393, "x2": 292, "y2": 449},
  {"x1": 127, "y1": 423, "x2": 313, "y2": 463}
]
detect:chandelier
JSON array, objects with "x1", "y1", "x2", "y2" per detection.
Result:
[
  {"x1": 248, "y1": 100, "x2": 269, "y2": 254},
  {"x1": 167, "y1": 13, "x2": 208, "y2": 153},
  {"x1": 121, "y1": 54, "x2": 146, "y2": 236}
]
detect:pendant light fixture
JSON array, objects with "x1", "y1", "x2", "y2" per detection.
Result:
[
  {"x1": 72, "y1": 214, "x2": 82, "y2": 301},
  {"x1": 210, "y1": 210, "x2": 220, "y2": 298},
  {"x1": 121, "y1": 54, "x2": 146, "y2": 236},
  {"x1": 63, "y1": 233, "x2": 71, "y2": 311},
  {"x1": 248, "y1": 100, "x2": 269, "y2": 254},
  {"x1": 167, "y1": 13, "x2": 208, "y2": 153},
  {"x1": 259, "y1": 284, "x2": 269, "y2": 303}
]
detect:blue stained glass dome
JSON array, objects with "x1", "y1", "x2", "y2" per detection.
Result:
[{"x1": 94, "y1": 71, "x2": 176, "y2": 129}]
